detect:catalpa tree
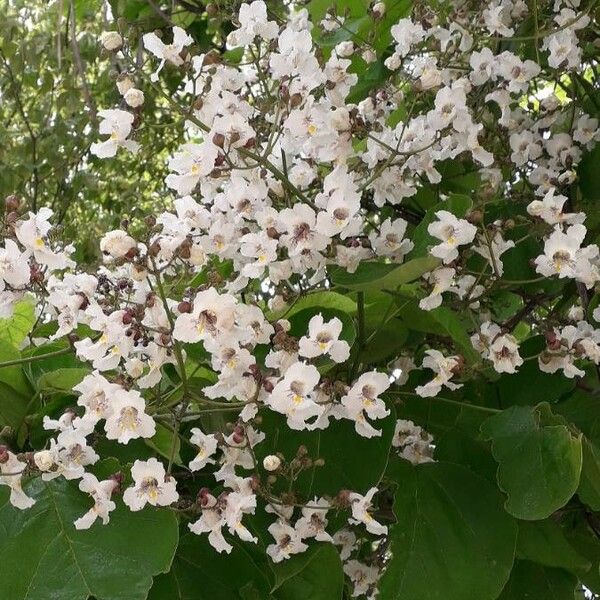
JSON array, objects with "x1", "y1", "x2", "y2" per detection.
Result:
[{"x1": 0, "y1": 0, "x2": 600, "y2": 598}]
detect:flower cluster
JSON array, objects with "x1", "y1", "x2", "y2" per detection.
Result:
[{"x1": 1, "y1": 0, "x2": 599, "y2": 597}]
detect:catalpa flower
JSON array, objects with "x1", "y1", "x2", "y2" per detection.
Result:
[
  {"x1": 348, "y1": 487, "x2": 387, "y2": 536},
  {"x1": 188, "y1": 427, "x2": 219, "y2": 471},
  {"x1": 534, "y1": 224, "x2": 598, "y2": 285},
  {"x1": 91, "y1": 109, "x2": 140, "y2": 158},
  {"x1": 74, "y1": 371, "x2": 121, "y2": 425},
  {"x1": 74, "y1": 473, "x2": 118, "y2": 530},
  {"x1": 0, "y1": 450, "x2": 35, "y2": 510},
  {"x1": 104, "y1": 389, "x2": 155, "y2": 444},
  {"x1": 341, "y1": 372, "x2": 391, "y2": 438},
  {"x1": 268, "y1": 361, "x2": 322, "y2": 430},
  {"x1": 123, "y1": 458, "x2": 178, "y2": 511},
  {"x1": 14, "y1": 208, "x2": 73, "y2": 270},
  {"x1": 415, "y1": 349, "x2": 463, "y2": 398},
  {"x1": 298, "y1": 314, "x2": 350, "y2": 363},
  {"x1": 143, "y1": 26, "x2": 193, "y2": 81},
  {"x1": 165, "y1": 142, "x2": 219, "y2": 196},
  {"x1": 267, "y1": 520, "x2": 308, "y2": 563},
  {"x1": 428, "y1": 210, "x2": 477, "y2": 264},
  {"x1": 227, "y1": 0, "x2": 278, "y2": 48},
  {"x1": 0, "y1": 239, "x2": 30, "y2": 291},
  {"x1": 294, "y1": 497, "x2": 332, "y2": 542},
  {"x1": 173, "y1": 288, "x2": 238, "y2": 343}
]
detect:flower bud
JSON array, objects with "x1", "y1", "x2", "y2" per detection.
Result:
[
  {"x1": 33, "y1": 450, "x2": 54, "y2": 472},
  {"x1": 178, "y1": 300, "x2": 192, "y2": 314},
  {"x1": 124, "y1": 88, "x2": 145, "y2": 108},
  {"x1": 372, "y1": 2, "x2": 386, "y2": 18},
  {"x1": 4, "y1": 194, "x2": 20, "y2": 213},
  {"x1": 101, "y1": 31, "x2": 123, "y2": 52},
  {"x1": 263, "y1": 455, "x2": 281, "y2": 472}
]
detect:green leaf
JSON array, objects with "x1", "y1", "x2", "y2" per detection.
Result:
[
  {"x1": 271, "y1": 543, "x2": 344, "y2": 599},
  {"x1": 516, "y1": 519, "x2": 591, "y2": 573},
  {"x1": 578, "y1": 143, "x2": 600, "y2": 201},
  {"x1": 329, "y1": 256, "x2": 440, "y2": 292},
  {"x1": 428, "y1": 305, "x2": 481, "y2": 363},
  {"x1": 145, "y1": 422, "x2": 182, "y2": 466},
  {"x1": 379, "y1": 460, "x2": 517, "y2": 600},
  {"x1": 36, "y1": 367, "x2": 90, "y2": 393},
  {"x1": 0, "y1": 296, "x2": 35, "y2": 348},
  {"x1": 497, "y1": 560, "x2": 577, "y2": 600},
  {"x1": 269, "y1": 291, "x2": 357, "y2": 321},
  {"x1": 578, "y1": 438, "x2": 600, "y2": 511},
  {"x1": 0, "y1": 478, "x2": 178, "y2": 600},
  {"x1": 481, "y1": 403, "x2": 583, "y2": 520},
  {"x1": 149, "y1": 532, "x2": 271, "y2": 600}
]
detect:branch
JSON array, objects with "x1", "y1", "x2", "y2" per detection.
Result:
[{"x1": 69, "y1": 0, "x2": 97, "y2": 124}]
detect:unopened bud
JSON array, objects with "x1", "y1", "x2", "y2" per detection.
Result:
[{"x1": 263, "y1": 454, "x2": 281, "y2": 472}]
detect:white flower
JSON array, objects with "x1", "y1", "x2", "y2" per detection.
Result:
[
  {"x1": 227, "y1": 1, "x2": 278, "y2": 48},
  {"x1": 527, "y1": 189, "x2": 585, "y2": 226},
  {"x1": 173, "y1": 288, "x2": 238, "y2": 343},
  {"x1": 100, "y1": 230, "x2": 136, "y2": 259},
  {"x1": 267, "y1": 520, "x2": 308, "y2": 563},
  {"x1": 0, "y1": 239, "x2": 30, "y2": 291},
  {"x1": 298, "y1": 314, "x2": 350, "y2": 363},
  {"x1": 189, "y1": 428, "x2": 219, "y2": 471},
  {"x1": 348, "y1": 487, "x2": 387, "y2": 536},
  {"x1": 104, "y1": 389, "x2": 156, "y2": 444},
  {"x1": 335, "y1": 41, "x2": 354, "y2": 57},
  {"x1": 471, "y1": 322, "x2": 523, "y2": 374},
  {"x1": 14, "y1": 208, "x2": 72, "y2": 270},
  {"x1": 143, "y1": 26, "x2": 193, "y2": 81},
  {"x1": 165, "y1": 142, "x2": 219, "y2": 196},
  {"x1": 295, "y1": 497, "x2": 332, "y2": 542},
  {"x1": 263, "y1": 455, "x2": 281, "y2": 472},
  {"x1": 101, "y1": 31, "x2": 122, "y2": 51},
  {"x1": 369, "y1": 218, "x2": 413, "y2": 261},
  {"x1": 474, "y1": 229, "x2": 515, "y2": 276},
  {"x1": 91, "y1": 109, "x2": 139, "y2": 158},
  {"x1": 189, "y1": 493, "x2": 232, "y2": 553},
  {"x1": 74, "y1": 474, "x2": 118, "y2": 530},
  {"x1": 419, "y1": 267, "x2": 455, "y2": 311},
  {"x1": 344, "y1": 560, "x2": 380, "y2": 597},
  {"x1": 123, "y1": 458, "x2": 179, "y2": 510},
  {"x1": 341, "y1": 372, "x2": 391, "y2": 438},
  {"x1": 0, "y1": 451, "x2": 35, "y2": 509},
  {"x1": 333, "y1": 528, "x2": 357, "y2": 560},
  {"x1": 268, "y1": 361, "x2": 322, "y2": 430},
  {"x1": 279, "y1": 204, "x2": 328, "y2": 256},
  {"x1": 535, "y1": 224, "x2": 597, "y2": 285},
  {"x1": 428, "y1": 211, "x2": 477, "y2": 264},
  {"x1": 415, "y1": 349, "x2": 463, "y2": 397}
]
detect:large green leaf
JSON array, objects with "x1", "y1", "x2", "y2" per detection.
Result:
[
  {"x1": 516, "y1": 519, "x2": 591, "y2": 573},
  {"x1": 497, "y1": 560, "x2": 577, "y2": 600},
  {"x1": 578, "y1": 438, "x2": 600, "y2": 511},
  {"x1": 36, "y1": 367, "x2": 90, "y2": 393},
  {"x1": 269, "y1": 291, "x2": 357, "y2": 321},
  {"x1": 481, "y1": 404, "x2": 583, "y2": 520},
  {"x1": 329, "y1": 256, "x2": 440, "y2": 292},
  {"x1": 0, "y1": 478, "x2": 179, "y2": 600},
  {"x1": 149, "y1": 532, "x2": 271, "y2": 600},
  {"x1": 271, "y1": 543, "x2": 343, "y2": 599},
  {"x1": 379, "y1": 460, "x2": 517, "y2": 600},
  {"x1": 0, "y1": 296, "x2": 35, "y2": 348}
]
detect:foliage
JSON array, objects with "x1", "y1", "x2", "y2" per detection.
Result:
[{"x1": 0, "y1": 0, "x2": 600, "y2": 599}]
